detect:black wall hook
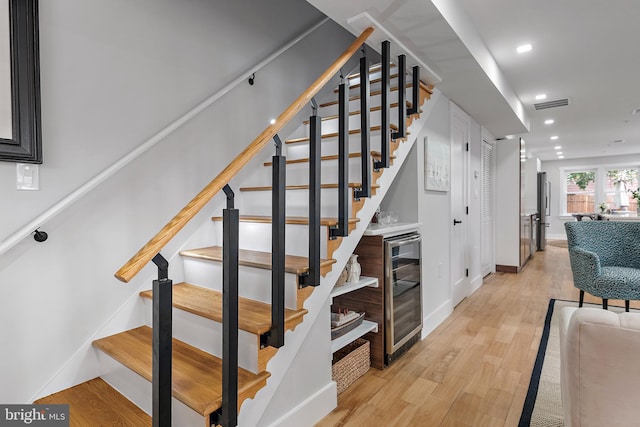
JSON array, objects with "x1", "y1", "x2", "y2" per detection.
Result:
[
  {"x1": 33, "y1": 229, "x2": 48, "y2": 242},
  {"x1": 248, "y1": 73, "x2": 255, "y2": 85}
]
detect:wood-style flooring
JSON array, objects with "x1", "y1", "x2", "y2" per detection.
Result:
[{"x1": 318, "y1": 241, "x2": 635, "y2": 426}]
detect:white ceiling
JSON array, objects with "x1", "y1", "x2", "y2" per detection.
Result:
[{"x1": 307, "y1": 0, "x2": 640, "y2": 161}]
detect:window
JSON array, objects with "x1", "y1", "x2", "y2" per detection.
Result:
[
  {"x1": 604, "y1": 169, "x2": 638, "y2": 212},
  {"x1": 561, "y1": 165, "x2": 640, "y2": 215},
  {"x1": 565, "y1": 170, "x2": 596, "y2": 214}
]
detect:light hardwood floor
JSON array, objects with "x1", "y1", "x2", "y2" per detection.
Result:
[{"x1": 318, "y1": 241, "x2": 635, "y2": 426}]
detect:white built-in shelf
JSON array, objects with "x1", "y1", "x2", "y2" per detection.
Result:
[
  {"x1": 330, "y1": 276, "x2": 379, "y2": 353},
  {"x1": 330, "y1": 276, "x2": 378, "y2": 301},
  {"x1": 331, "y1": 320, "x2": 378, "y2": 353}
]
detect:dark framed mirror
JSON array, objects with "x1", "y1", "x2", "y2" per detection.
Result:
[{"x1": 0, "y1": 0, "x2": 41, "y2": 163}]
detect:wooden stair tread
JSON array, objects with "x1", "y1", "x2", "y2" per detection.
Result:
[
  {"x1": 347, "y1": 63, "x2": 396, "y2": 79},
  {"x1": 92, "y1": 326, "x2": 270, "y2": 416},
  {"x1": 263, "y1": 151, "x2": 396, "y2": 166},
  {"x1": 239, "y1": 182, "x2": 380, "y2": 192},
  {"x1": 319, "y1": 84, "x2": 414, "y2": 108},
  {"x1": 140, "y1": 283, "x2": 307, "y2": 335},
  {"x1": 335, "y1": 73, "x2": 402, "y2": 92},
  {"x1": 285, "y1": 125, "x2": 386, "y2": 144},
  {"x1": 35, "y1": 378, "x2": 151, "y2": 426},
  {"x1": 180, "y1": 246, "x2": 336, "y2": 275},
  {"x1": 211, "y1": 215, "x2": 360, "y2": 227},
  {"x1": 302, "y1": 102, "x2": 407, "y2": 124}
]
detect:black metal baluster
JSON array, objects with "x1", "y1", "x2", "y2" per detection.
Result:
[
  {"x1": 392, "y1": 54, "x2": 406, "y2": 141},
  {"x1": 266, "y1": 135, "x2": 285, "y2": 348},
  {"x1": 374, "y1": 40, "x2": 391, "y2": 171},
  {"x1": 301, "y1": 113, "x2": 321, "y2": 287},
  {"x1": 330, "y1": 79, "x2": 349, "y2": 239},
  {"x1": 152, "y1": 253, "x2": 172, "y2": 427},
  {"x1": 353, "y1": 55, "x2": 371, "y2": 200},
  {"x1": 213, "y1": 185, "x2": 239, "y2": 427},
  {"x1": 407, "y1": 65, "x2": 420, "y2": 116}
]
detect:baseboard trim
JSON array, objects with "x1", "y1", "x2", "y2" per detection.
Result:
[
  {"x1": 496, "y1": 265, "x2": 519, "y2": 273},
  {"x1": 547, "y1": 233, "x2": 567, "y2": 240},
  {"x1": 421, "y1": 299, "x2": 453, "y2": 339},
  {"x1": 264, "y1": 381, "x2": 337, "y2": 427}
]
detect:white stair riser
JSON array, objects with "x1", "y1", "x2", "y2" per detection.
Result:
[
  {"x1": 211, "y1": 221, "x2": 329, "y2": 259},
  {"x1": 319, "y1": 87, "x2": 412, "y2": 117},
  {"x1": 273, "y1": 156, "x2": 373, "y2": 184},
  {"x1": 286, "y1": 102, "x2": 404, "y2": 143},
  {"x1": 98, "y1": 352, "x2": 204, "y2": 426},
  {"x1": 141, "y1": 299, "x2": 260, "y2": 373},
  {"x1": 284, "y1": 131, "x2": 384, "y2": 161},
  {"x1": 182, "y1": 257, "x2": 299, "y2": 310},
  {"x1": 237, "y1": 187, "x2": 353, "y2": 219}
]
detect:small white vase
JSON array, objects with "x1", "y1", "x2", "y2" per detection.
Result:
[{"x1": 346, "y1": 254, "x2": 361, "y2": 283}]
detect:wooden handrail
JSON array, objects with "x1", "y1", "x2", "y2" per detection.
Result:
[{"x1": 115, "y1": 26, "x2": 375, "y2": 283}]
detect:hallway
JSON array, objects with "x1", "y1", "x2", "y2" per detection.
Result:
[{"x1": 319, "y1": 241, "x2": 611, "y2": 426}]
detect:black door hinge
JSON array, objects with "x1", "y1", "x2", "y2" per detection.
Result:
[
  {"x1": 465, "y1": 142, "x2": 469, "y2": 152},
  {"x1": 465, "y1": 268, "x2": 469, "y2": 277},
  {"x1": 466, "y1": 206, "x2": 469, "y2": 215}
]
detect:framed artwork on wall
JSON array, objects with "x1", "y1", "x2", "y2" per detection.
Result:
[
  {"x1": 424, "y1": 136, "x2": 450, "y2": 192},
  {"x1": 0, "y1": 0, "x2": 42, "y2": 163}
]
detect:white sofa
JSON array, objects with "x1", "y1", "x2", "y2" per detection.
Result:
[{"x1": 559, "y1": 307, "x2": 640, "y2": 427}]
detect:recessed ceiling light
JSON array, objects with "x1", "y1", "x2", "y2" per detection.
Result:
[
  {"x1": 550, "y1": 135, "x2": 559, "y2": 140},
  {"x1": 505, "y1": 135, "x2": 515, "y2": 140},
  {"x1": 270, "y1": 118, "x2": 276, "y2": 124},
  {"x1": 535, "y1": 94, "x2": 547, "y2": 100},
  {"x1": 517, "y1": 44, "x2": 532, "y2": 53},
  {"x1": 545, "y1": 119, "x2": 555, "y2": 125},
  {"x1": 554, "y1": 146, "x2": 562, "y2": 150},
  {"x1": 557, "y1": 152, "x2": 563, "y2": 155},
  {"x1": 558, "y1": 155, "x2": 565, "y2": 159}
]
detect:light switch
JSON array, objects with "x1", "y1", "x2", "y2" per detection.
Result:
[{"x1": 16, "y1": 163, "x2": 40, "y2": 190}]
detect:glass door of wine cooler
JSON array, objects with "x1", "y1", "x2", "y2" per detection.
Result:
[{"x1": 384, "y1": 232, "x2": 422, "y2": 356}]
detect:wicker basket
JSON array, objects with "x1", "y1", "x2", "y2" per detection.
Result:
[{"x1": 332, "y1": 338, "x2": 370, "y2": 394}]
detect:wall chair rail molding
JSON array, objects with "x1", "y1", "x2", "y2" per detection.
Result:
[{"x1": 0, "y1": 0, "x2": 41, "y2": 163}]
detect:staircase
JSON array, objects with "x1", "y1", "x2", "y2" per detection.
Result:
[{"x1": 34, "y1": 28, "x2": 434, "y2": 426}]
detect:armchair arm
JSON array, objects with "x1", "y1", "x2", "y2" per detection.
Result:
[{"x1": 569, "y1": 246, "x2": 602, "y2": 286}]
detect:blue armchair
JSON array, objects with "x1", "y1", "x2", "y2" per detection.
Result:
[{"x1": 564, "y1": 221, "x2": 640, "y2": 310}]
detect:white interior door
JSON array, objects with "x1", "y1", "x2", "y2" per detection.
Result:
[
  {"x1": 450, "y1": 104, "x2": 470, "y2": 307},
  {"x1": 481, "y1": 139, "x2": 496, "y2": 277}
]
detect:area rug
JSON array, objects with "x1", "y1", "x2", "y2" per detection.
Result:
[
  {"x1": 518, "y1": 299, "x2": 564, "y2": 427},
  {"x1": 519, "y1": 299, "x2": 631, "y2": 426}
]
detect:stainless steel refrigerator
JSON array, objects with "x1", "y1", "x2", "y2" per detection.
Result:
[{"x1": 537, "y1": 172, "x2": 550, "y2": 250}]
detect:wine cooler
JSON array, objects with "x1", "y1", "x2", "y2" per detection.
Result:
[{"x1": 384, "y1": 232, "x2": 422, "y2": 363}]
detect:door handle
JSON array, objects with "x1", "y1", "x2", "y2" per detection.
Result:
[{"x1": 453, "y1": 219, "x2": 462, "y2": 225}]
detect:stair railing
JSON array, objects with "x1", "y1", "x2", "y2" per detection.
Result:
[
  {"x1": 374, "y1": 40, "x2": 391, "y2": 171},
  {"x1": 330, "y1": 78, "x2": 350, "y2": 239},
  {"x1": 114, "y1": 27, "x2": 375, "y2": 427},
  {"x1": 214, "y1": 185, "x2": 239, "y2": 427},
  {"x1": 265, "y1": 135, "x2": 286, "y2": 348},
  {"x1": 353, "y1": 55, "x2": 371, "y2": 200},
  {"x1": 392, "y1": 54, "x2": 407, "y2": 141},
  {"x1": 408, "y1": 65, "x2": 420, "y2": 116}
]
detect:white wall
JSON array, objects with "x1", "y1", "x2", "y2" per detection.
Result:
[
  {"x1": 0, "y1": 0, "x2": 326, "y2": 244},
  {"x1": 395, "y1": 89, "x2": 487, "y2": 335},
  {"x1": 414, "y1": 91, "x2": 454, "y2": 333},
  {"x1": 0, "y1": 0, "x2": 357, "y2": 403},
  {"x1": 495, "y1": 138, "x2": 520, "y2": 268},
  {"x1": 543, "y1": 153, "x2": 640, "y2": 239}
]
